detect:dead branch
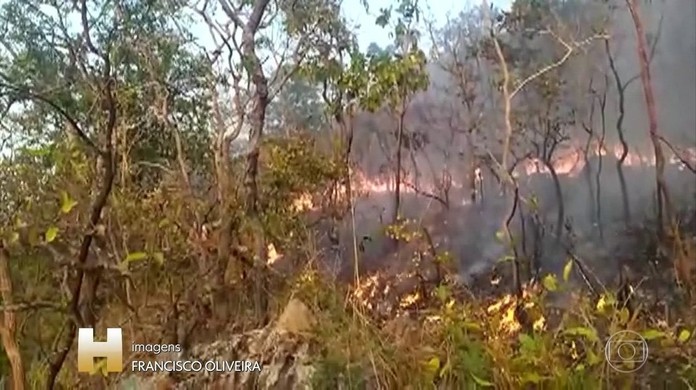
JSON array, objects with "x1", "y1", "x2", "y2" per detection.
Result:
[
  {"x1": 658, "y1": 135, "x2": 696, "y2": 174},
  {"x1": 402, "y1": 180, "x2": 448, "y2": 208}
]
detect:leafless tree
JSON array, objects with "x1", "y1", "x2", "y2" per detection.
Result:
[{"x1": 625, "y1": 0, "x2": 673, "y2": 233}]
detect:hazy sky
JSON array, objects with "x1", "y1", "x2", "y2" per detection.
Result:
[
  {"x1": 186, "y1": 0, "x2": 514, "y2": 52},
  {"x1": 341, "y1": 0, "x2": 513, "y2": 50}
]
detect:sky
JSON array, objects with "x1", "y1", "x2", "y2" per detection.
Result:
[
  {"x1": 187, "y1": 0, "x2": 514, "y2": 54},
  {"x1": 341, "y1": 0, "x2": 513, "y2": 51}
]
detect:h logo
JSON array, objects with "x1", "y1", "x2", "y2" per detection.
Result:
[{"x1": 77, "y1": 328, "x2": 123, "y2": 373}]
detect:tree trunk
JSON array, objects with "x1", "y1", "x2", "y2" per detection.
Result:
[
  {"x1": 606, "y1": 40, "x2": 632, "y2": 226},
  {"x1": 392, "y1": 107, "x2": 406, "y2": 227},
  {"x1": 0, "y1": 244, "x2": 25, "y2": 390},
  {"x1": 243, "y1": 35, "x2": 271, "y2": 325},
  {"x1": 582, "y1": 144, "x2": 597, "y2": 229},
  {"x1": 342, "y1": 105, "x2": 360, "y2": 285},
  {"x1": 595, "y1": 79, "x2": 608, "y2": 245},
  {"x1": 47, "y1": 57, "x2": 118, "y2": 390},
  {"x1": 543, "y1": 159, "x2": 564, "y2": 240},
  {"x1": 626, "y1": 0, "x2": 673, "y2": 232},
  {"x1": 217, "y1": 0, "x2": 272, "y2": 324}
]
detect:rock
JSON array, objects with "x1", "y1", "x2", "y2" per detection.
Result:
[
  {"x1": 115, "y1": 300, "x2": 317, "y2": 390},
  {"x1": 171, "y1": 328, "x2": 315, "y2": 389},
  {"x1": 275, "y1": 298, "x2": 314, "y2": 335}
]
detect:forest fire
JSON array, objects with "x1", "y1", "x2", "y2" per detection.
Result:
[
  {"x1": 348, "y1": 142, "x2": 696, "y2": 198},
  {"x1": 519, "y1": 142, "x2": 696, "y2": 177},
  {"x1": 279, "y1": 141, "x2": 695, "y2": 268},
  {"x1": 287, "y1": 142, "x2": 695, "y2": 217}
]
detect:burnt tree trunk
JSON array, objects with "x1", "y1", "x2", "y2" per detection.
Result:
[
  {"x1": 392, "y1": 107, "x2": 406, "y2": 227},
  {"x1": 626, "y1": 0, "x2": 673, "y2": 232},
  {"x1": 582, "y1": 138, "x2": 597, "y2": 229},
  {"x1": 606, "y1": 40, "x2": 632, "y2": 226},
  {"x1": 595, "y1": 77, "x2": 608, "y2": 245},
  {"x1": 543, "y1": 159, "x2": 564, "y2": 240}
]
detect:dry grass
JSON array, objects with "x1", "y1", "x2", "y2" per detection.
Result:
[{"x1": 290, "y1": 222, "x2": 696, "y2": 389}]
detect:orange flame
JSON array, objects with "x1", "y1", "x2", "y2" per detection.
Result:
[
  {"x1": 519, "y1": 142, "x2": 696, "y2": 177},
  {"x1": 290, "y1": 143, "x2": 695, "y2": 210}
]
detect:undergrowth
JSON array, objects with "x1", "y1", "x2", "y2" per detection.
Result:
[{"x1": 292, "y1": 259, "x2": 696, "y2": 390}]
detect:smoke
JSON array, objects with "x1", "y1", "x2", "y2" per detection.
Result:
[
  {"x1": 606, "y1": 0, "x2": 696, "y2": 148},
  {"x1": 320, "y1": 1, "x2": 696, "y2": 286}
]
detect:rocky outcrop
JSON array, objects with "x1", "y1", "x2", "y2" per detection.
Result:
[{"x1": 117, "y1": 299, "x2": 316, "y2": 390}]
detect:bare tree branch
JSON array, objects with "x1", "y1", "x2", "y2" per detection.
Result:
[
  {"x1": 658, "y1": 135, "x2": 696, "y2": 174},
  {"x1": 0, "y1": 81, "x2": 102, "y2": 154}
]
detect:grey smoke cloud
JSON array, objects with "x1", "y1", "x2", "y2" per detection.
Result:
[{"x1": 605, "y1": 0, "x2": 696, "y2": 148}]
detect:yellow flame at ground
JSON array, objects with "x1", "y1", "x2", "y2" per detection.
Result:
[
  {"x1": 267, "y1": 243, "x2": 282, "y2": 265},
  {"x1": 399, "y1": 292, "x2": 421, "y2": 308},
  {"x1": 350, "y1": 274, "x2": 383, "y2": 310},
  {"x1": 292, "y1": 192, "x2": 314, "y2": 212},
  {"x1": 486, "y1": 294, "x2": 522, "y2": 334}
]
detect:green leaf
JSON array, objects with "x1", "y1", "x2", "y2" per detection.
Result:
[
  {"x1": 60, "y1": 191, "x2": 78, "y2": 214},
  {"x1": 45, "y1": 227, "x2": 59, "y2": 243},
  {"x1": 123, "y1": 252, "x2": 148, "y2": 263},
  {"x1": 424, "y1": 356, "x2": 440, "y2": 376},
  {"x1": 562, "y1": 259, "x2": 573, "y2": 281},
  {"x1": 24, "y1": 146, "x2": 51, "y2": 157},
  {"x1": 617, "y1": 308, "x2": 630, "y2": 325},
  {"x1": 375, "y1": 8, "x2": 391, "y2": 27},
  {"x1": 152, "y1": 252, "x2": 165, "y2": 265},
  {"x1": 678, "y1": 329, "x2": 691, "y2": 343},
  {"x1": 563, "y1": 326, "x2": 599, "y2": 343},
  {"x1": 641, "y1": 329, "x2": 667, "y2": 341},
  {"x1": 434, "y1": 284, "x2": 450, "y2": 302},
  {"x1": 518, "y1": 333, "x2": 538, "y2": 353},
  {"x1": 520, "y1": 372, "x2": 543, "y2": 384},
  {"x1": 542, "y1": 274, "x2": 558, "y2": 291},
  {"x1": 470, "y1": 373, "x2": 494, "y2": 387},
  {"x1": 27, "y1": 227, "x2": 40, "y2": 247},
  {"x1": 498, "y1": 255, "x2": 515, "y2": 263},
  {"x1": 596, "y1": 293, "x2": 616, "y2": 314},
  {"x1": 586, "y1": 349, "x2": 602, "y2": 366}
]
